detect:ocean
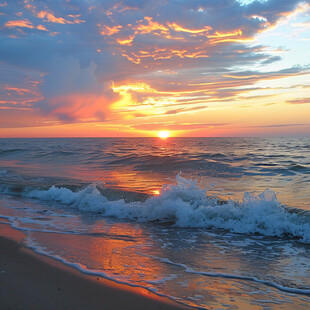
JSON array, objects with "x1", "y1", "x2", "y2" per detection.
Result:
[{"x1": 0, "y1": 137, "x2": 309, "y2": 309}]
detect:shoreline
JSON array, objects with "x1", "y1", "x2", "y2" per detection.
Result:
[{"x1": 0, "y1": 223, "x2": 191, "y2": 310}]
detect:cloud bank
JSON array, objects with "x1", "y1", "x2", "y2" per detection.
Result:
[{"x1": 0, "y1": 0, "x2": 309, "y2": 135}]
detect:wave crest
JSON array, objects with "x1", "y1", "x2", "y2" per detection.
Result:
[{"x1": 25, "y1": 174, "x2": 310, "y2": 243}]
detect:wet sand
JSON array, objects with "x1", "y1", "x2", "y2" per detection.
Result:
[{"x1": 0, "y1": 224, "x2": 190, "y2": 310}]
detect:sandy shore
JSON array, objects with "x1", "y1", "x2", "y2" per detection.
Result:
[{"x1": 0, "y1": 224, "x2": 191, "y2": 310}]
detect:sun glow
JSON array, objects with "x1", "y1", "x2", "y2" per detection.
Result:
[{"x1": 157, "y1": 130, "x2": 170, "y2": 139}]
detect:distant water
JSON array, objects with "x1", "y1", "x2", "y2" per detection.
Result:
[{"x1": 0, "y1": 138, "x2": 309, "y2": 309}]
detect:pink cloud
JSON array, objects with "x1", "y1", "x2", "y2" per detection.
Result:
[{"x1": 4, "y1": 19, "x2": 34, "y2": 29}]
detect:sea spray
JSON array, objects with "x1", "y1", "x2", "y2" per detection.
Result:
[{"x1": 25, "y1": 174, "x2": 310, "y2": 243}]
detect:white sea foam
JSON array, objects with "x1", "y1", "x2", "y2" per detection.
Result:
[
  {"x1": 157, "y1": 257, "x2": 310, "y2": 295},
  {"x1": 145, "y1": 274, "x2": 179, "y2": 285},
  {"x1": 25, "y1": 175, "x2": 310, "y2": 243}
]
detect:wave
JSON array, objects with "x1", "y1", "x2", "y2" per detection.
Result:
[
  {"x1": 9, "y1": 174, "x2": 308, "y2": 243},
  {"x1": 157, "y1": 257, "x2": 310, "y2": 295},
  {"x1": 0, "y1": 148, "x2": 26, "y2": 155}
]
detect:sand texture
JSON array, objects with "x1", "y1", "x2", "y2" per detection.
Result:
[{"x1": 0, "y1": 224, "x2": 190, "y2": 310}]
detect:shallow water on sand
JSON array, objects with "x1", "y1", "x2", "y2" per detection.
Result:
[{"x1": 0, "y1": 138, "x2": 309, "y2": 308}]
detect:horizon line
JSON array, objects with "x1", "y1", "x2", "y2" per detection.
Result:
[{"x1": 0, "y1": 136, "x2": 309, "y2": 139}]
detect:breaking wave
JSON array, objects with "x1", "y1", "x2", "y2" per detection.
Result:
[{"x1": 20, "y1": 174, "x2": 310, "y2": 243}]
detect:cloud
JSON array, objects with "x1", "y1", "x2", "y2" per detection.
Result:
[
  {"x1": 130, "y1": 122, "x2": 229, "y2": 131},
  {"x1": 165, "y1": 106, "x2": 208, "y2": 115},
  {"x1": 0, "y1": 0, "x2": 309, "y2": 132},
  {"x1": 247, "y1": 123, "x2": 309, "y2": 128},
  {"x1": 37, "y1": 57, "x2": 119, "y2": 122},
  {"x1": 4, "y1": 19, "x2": 34, "y2": 28},
  {"x1": 286, "y1": 98, "x2": 310, "y2": 104}
]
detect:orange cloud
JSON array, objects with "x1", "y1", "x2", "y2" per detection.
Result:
[
  {"x1": 47, "y1": 93, "x2": 110, "y2": 122},
  {"x1": 120, "y1": 53, "x2": 141, "y2": 64},
  {"x1": 105, "y1": 24, "x2": 248, "y2": 65},
  {"x1": 24, "y1": 0, "x2": 84, "y2": 25},
  {"x1": 3, "y1": 87, "x2": 31, "y2": 95},
  {"x1": 117, "y1": 36, "x2": 134, "y2": 45},
  {"x1": 206, "y1": 29, "x2": 252, "y2": 44},
  {"x1": 208, "y1": 30, "x2": 243, "y2": 38},
  {"x1": 112, "y1": 82, "x2": 155, "y2": 94},
  {"x1": 4, "y1": 19, "x2": 34, "y2": 29},
  {"x1": 37, "y1": 24, "x2": 48, "y2": 31},
  {"x1": 36, "y1": 11, "x2": 66, "y2": 24},
  {"x1": 119, "y1": 45, "x2": 210, "y2": 64},
  {"x1": 93, "y1": 15, "x2": 252, "y2": 66},
  {"x1": 168, "y1": 22, "x2": 212, "y2": 34},
  {"x1": 0, "y1": 82, "x2": 43, "y2": 108},
  {"x1": 0, "y1": 106, "x2": 32, "y2": 110},
  {"x1": 134, "y1": 17, "x2": 169, "y2": 35},
  {"x1": 99, "y1": 25, "x2": 122, "y2": 35},
  {"x1": 36, "y1": 11, "x2": 85, "y2": 24}
]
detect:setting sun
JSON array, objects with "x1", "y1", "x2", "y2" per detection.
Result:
[{"x1": 157, "y1": 131, "x2": 170, "y2": 139}]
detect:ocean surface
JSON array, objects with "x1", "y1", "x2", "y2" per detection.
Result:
[{"x1": 0, "y1": 137, "x2": 309, "y2": 309}]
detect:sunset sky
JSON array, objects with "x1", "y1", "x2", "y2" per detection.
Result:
[{"x1": 0, "y1": 0, "x2": 310, "y2": 137}]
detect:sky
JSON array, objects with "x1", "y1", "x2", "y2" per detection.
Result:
[{"x1": 0, "y1": 0, "x2": 310, "y2": 137}]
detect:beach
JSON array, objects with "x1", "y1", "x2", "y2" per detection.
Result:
[
  {"x1": 0, "y1": 137, "x2": 309, "y2": 309},
  {"x1": 1, "y1": 0, "x2": 310, "y2": 307},
  {"x1": 0, "y1": 223, "x2": 190, "y2": 310}
]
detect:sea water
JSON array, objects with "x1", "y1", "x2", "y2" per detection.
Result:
[{"x1": 0, "y1": 137, "x2": 309, "y2": 309}]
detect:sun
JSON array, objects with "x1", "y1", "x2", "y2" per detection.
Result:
[{"x1": 157, "y1": 130, "x2": 170, "y2": 139}]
